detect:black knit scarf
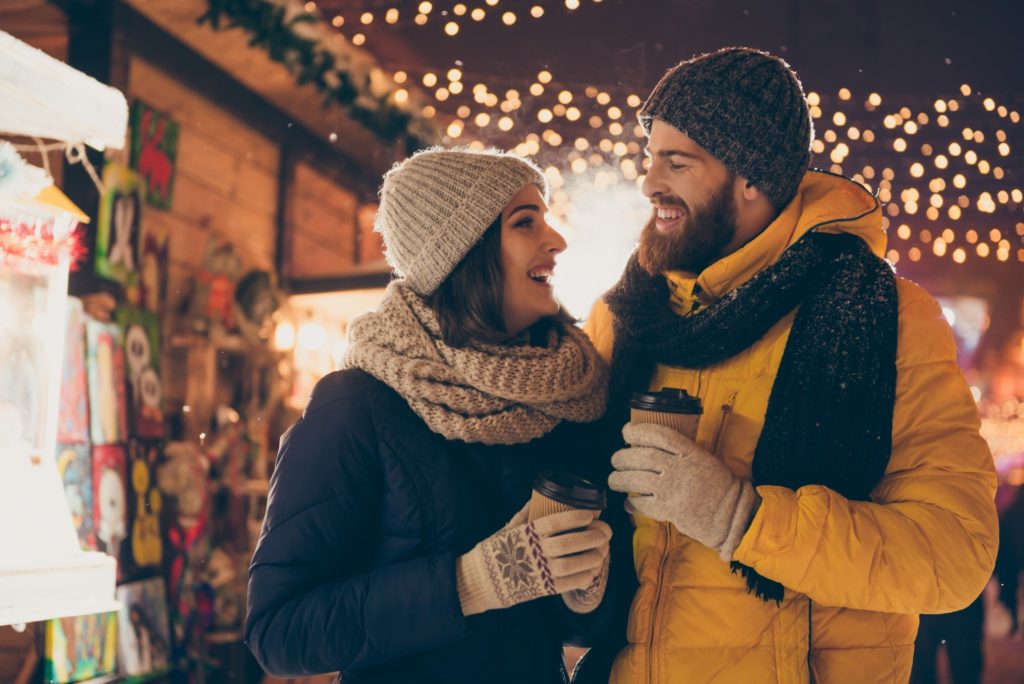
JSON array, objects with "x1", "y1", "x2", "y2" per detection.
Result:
[{"x1": 605, "y1": 232, "x2": 899, "y2": 602}]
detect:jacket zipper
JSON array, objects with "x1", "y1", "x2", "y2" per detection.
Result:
[
  {"x1": 710, "y1": 391, "x2": 738, "y2": 455},
  {"x1": 807, "y1": 599, "x2": 814, "y2": 683},
  {"x1": 646, "y1": 370, "x2": 712, "y2": 682},
  {"x1": 647, "y1": 522, "x2": 671, "y2": 684}
]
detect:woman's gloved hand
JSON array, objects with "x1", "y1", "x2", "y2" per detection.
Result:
[{"x1": 456, "y1": 508, "x2": 611, "y2": 616}]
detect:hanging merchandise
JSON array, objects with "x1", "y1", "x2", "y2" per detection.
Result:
[
  {"x1": 42, "y1": 611, "x2": 119, "y2": 684},
  {"x1": 92, "y1": 444, "x2": 129, "y2": 577},
  {"x1": 55, "y1": 443, "x2": 95, "y2": 551},
  {"x1": 157, "y1": 441, "x2": 213, "y2": 666},
  {"x1": 95, "y1": 161, "x2": 145, "y2": 284},
  {"x1": 123, "y1": 438, "x2": 165, "y2": 579},
  {"x1": 234, "y1": 269, "x2": 283, "y2": 344},
  {"x1": 85, "y1": 319, "x2": 129, "y2": 445},
  {"x1": 115, "y1": 577, "x2": 172, "y2": 679},
  {"x1": 137, "y1": 214, "x2": 169, "y2": 314},
  {"x1": 117, "y1": 306, "x2": 164, "y2": 439},
  {"x1": 128, "y1": 101, "x2": 179, "y2": 209},
  {"x1": 57, "y1": 297, "x2": 91, "y2": 444},
  {"x1": 188, "y1": 238, "x2": 243, "y2": 335}
]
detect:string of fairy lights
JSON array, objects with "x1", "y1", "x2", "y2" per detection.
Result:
[
  {"x1": 304, "y1": 0, "x2": 1023, "y2": 267},
  {"x1": 305, "y1": 0, "x2": 603, "y2": 45}
]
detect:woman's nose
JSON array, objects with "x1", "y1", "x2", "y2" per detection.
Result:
[{"x1": 543, "y1": 221, "x2": 567, "y2": 254}]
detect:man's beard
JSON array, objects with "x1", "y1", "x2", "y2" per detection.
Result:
[{"x1": 638, "y1": 177, "x2": 738, "y2": 275}]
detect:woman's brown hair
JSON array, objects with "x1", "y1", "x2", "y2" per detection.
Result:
[{"x1": 428, "y1": 217, "x2": 571, "y2": 347}]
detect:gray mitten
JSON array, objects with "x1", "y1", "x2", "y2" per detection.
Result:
[{"x1": 607, "y1": 421, "x2": 760, "y2": 561}]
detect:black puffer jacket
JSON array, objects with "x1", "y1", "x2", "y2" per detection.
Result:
[{"x1": 245, "y1": 368, "x2": 621, "y2": 683}]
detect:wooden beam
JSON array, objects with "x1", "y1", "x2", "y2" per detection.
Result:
[{"x1": 286, "y1": 271, "x2": 391, "y2": 294}]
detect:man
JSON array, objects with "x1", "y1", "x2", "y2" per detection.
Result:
[{"x1": 586, "y1": 47, "x2": 998, "y2": 683}]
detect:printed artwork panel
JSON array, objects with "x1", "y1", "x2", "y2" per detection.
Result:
[
  {"x1": 123, "y1": 439, "x2": 164, "y2": 578},
  {"x1": 116, "y1": 307, "x2": 163, "y2": 439},
  {"x1": 85, "y1": 319, "x2": 128, "y2": 445},
  {"x1": 58, "y1": 297, "x2": 90, "y2": 443},
  {"x1": 129, "y1": 101, "x2": 179, "y2": 209},
  {"x1": 55, "y1": 442, "x2": 95, "y2": 550},
  {"x1": 137, "y1": 215, "x2": 169, "y2": 314},
  {"x1": 116, "y1": 577, "x2": 171, "y2": 677},
  {"x1": 92, "y1": 444, "x2": 128, "y2": 578},
  {"x1": 42, "y1": 611, "x2": 118, "y2": 684},
  {"x1": 95, "y1": 162, "x2": 145, "y2": 286}
]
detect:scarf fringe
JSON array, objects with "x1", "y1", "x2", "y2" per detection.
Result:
[{"x1": 730, "y1": 561, "x2": 785, "y2": 604}]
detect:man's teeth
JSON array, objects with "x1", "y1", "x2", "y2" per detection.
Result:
[
  {"x1": 528, "y1": 267, "x2": 553, "y2": 282},
  {"x1": 657, "y1": 207, "x2": 683, "y2": 220}
]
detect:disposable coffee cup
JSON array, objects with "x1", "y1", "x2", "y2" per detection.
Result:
[
  {"x1": 527, "y1": 471, "x2": 606, "y2": 522},
  {"x1": 629, "y1": 388, "x2": 703, "y2": 440}
]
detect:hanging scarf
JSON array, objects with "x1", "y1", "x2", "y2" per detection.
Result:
[
  {"x1": 606, "y1": 232, "x2": 899, "y2": 602},
  {"x1": 344, "y1": 280, "x2": 609, "y2": 445}
]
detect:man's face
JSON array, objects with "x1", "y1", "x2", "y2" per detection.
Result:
[{"x1": 638, "y1": 120, "x2": 738, "y2": 275}]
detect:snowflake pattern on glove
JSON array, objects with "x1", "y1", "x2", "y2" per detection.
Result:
[{"x1": 481, "y1": 527, "x2": 539, "y2": 606}]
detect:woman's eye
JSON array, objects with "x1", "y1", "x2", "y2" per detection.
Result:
[{"x1": 515, "y1": 217, "x2": 534, "y2": 228}]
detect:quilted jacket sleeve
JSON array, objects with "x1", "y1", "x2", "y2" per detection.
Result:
[
  {"x1": 733, "y1": 279, "x2": 999, "y2": 613},
  {"x1": 244, "y1": 371, "x2": 469, "y2": 676}
]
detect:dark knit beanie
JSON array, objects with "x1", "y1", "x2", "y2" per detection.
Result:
[{"x1": 639, "y1": 47, "x2": 813, "y2": 210}]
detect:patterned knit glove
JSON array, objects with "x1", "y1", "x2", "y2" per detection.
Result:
[
  {"x1": 561, "y1": 553, "x2": 609, "y2": 614},
  {"x1": 456, "y1": 509, "x2": 611, "y2": 616},
  {"x1": 608, "y1": 422, "x2": 760, "y2": 561}
]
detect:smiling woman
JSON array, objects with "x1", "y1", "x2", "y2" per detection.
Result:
[
  {"x1": 428, "y1": 182, "x2": 571, "y2": 349},
  {"x1": 245, "y1": 147, "x2": 616, "y2": 684}
]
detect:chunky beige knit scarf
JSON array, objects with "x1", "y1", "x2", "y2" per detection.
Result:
[{"x1": 343, "y1": 281, "x2": 608, "y2": 445}]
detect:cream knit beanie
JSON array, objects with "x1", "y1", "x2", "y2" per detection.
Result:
[{"x1": 375, "y1": 146, "x2": 549, "y2": 295}]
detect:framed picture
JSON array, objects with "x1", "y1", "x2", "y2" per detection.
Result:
[
  {"x1": 116, "y1": 577, "x2": 171, "y2": 677},
  {"x1": 58, "y1": 297, "x2": 90, "y2": 443},
  {"x1": 129, "y1": 100, "x2": 178, "y2": 209},
  {"x1": 42, "y1": 611, "x2": 118, "y2": 684},
  {"x1": 123, "y1": 438, "x2": 164, "y2": 578},
  {"x1": 95, "y1": 161, "x2": 145, "y2": 285},
  {"x1": 137, "y1": 213, "x2": 169, "y2": 314},
  {"x1": 116, "y1": 307, "x2": 163, "y2": 439},
  {"x1": 55, "y1": 442, "x2": 95, "y2": 550},
  {"x1": 85, "y1": 319, "x2": 128, "y2": 445},
  {"x1": 93, "y1": 444, "x2": 128, "y2": 575}
]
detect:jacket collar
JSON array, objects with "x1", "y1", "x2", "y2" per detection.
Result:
[{"x1": 665, "y1": 170, "x2": 885, "y2": 313}]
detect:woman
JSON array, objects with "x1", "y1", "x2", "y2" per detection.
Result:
[{"x1": 245, "y1": 147, "x2": 613, "y2": 683}]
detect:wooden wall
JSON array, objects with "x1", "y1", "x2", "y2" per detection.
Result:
[
  {"x1": 286, "y1": 160, "x2": 358, "y2": 278},
  {"x1": 126, "y1": 55, "x2": 280, "y2": 310}
]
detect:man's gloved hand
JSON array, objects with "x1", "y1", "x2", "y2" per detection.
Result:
[
  {"x1": 456, "y1": 508, "x2": 611, "y2": 616},
  {"x1": 607, "y1": 421, "x2": 760, "y2": 561}
]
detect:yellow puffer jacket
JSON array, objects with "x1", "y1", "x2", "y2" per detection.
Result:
[{"x1": 585, "y1": 171, "x2": 998, "y2": 684}]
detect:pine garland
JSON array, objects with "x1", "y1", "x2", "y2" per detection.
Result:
[{"x1": 199, "y1": 0, "x2": 431, "y2": 153}]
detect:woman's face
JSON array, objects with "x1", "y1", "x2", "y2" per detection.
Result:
[{"x1": 499, "y1": 184, "x2": 567, "y2": 336}]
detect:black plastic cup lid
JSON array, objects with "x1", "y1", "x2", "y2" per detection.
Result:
[
  {"x1": 532, "y1": 471, "x2": 606, "y2": 510},
  {"x1": 629, "y1": 388, "x2": 703, "y2": 414}
]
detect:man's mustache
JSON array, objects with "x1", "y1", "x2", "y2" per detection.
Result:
[{"x1": 651, "y1": 196, "x2": 689, "y2": 213}]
